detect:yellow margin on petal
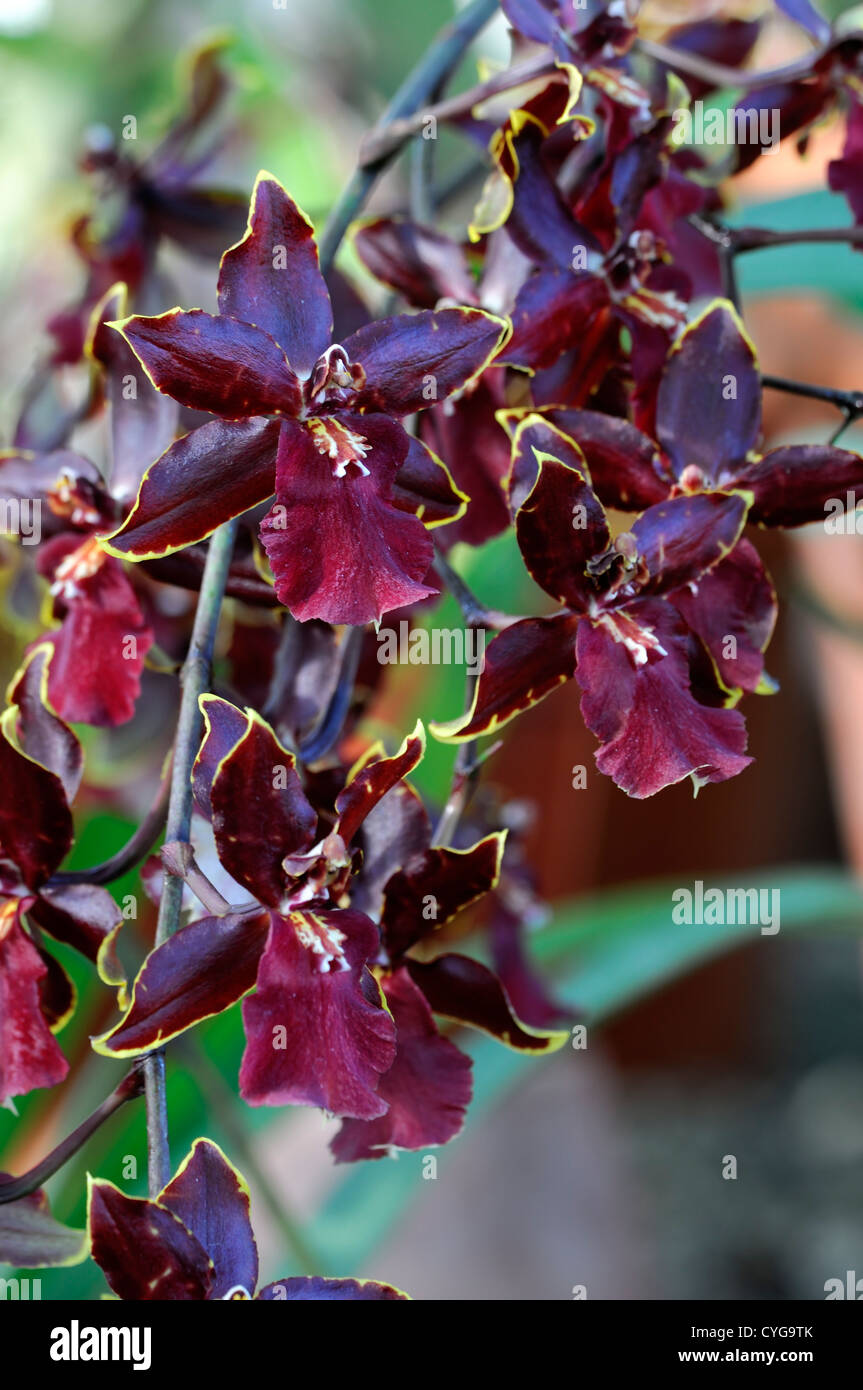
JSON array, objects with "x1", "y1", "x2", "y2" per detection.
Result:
[
  {"x1": 91, "y1": 914, "x2": 265, "y2": 1058},
  {"x1": 408, "y1": 439, "x2": 469, "y2": 530},
  {"x1": 342, "y1": 718, "x2": 426, "y2": 792},
  {"x1": 423, "y1": 958, "x2": 569, "y2": 1054},
  {"x1": 159, "y1": 1137, "x2": 252, "y2": 1209},
  {"x1": 441, "y1": 307, "x2": 512, "y2": 396},
  {"x1": 669, "y1": 298, "x2": 761, "y2": 382},
  {"x1": 47, "y1": 962, "x2": 78, "y2": 1037},
  {"x1": 85, "y1": 1173, "x2": 215, "y2": 1281},
  {"x1": 507, "y1": 414, "x2": 590, "y2": 499},
  {"x1": 420, "y1": 829, "x2": 508, "y2": 904},
  {"x1": 83, "y1": 281, "x2": 128, "y2": 364},
  {"x1": 218, "y1": 168, "x2": 321, "y2": 281}
]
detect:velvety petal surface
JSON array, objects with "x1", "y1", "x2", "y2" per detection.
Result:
[
  {"x1": 208, "y1": 707, "x2": 317, "y2": 907},
  {"x1": 670, "y1": 539, "x2": 777, "y2": 696},
  {"x1": 576, "y1": 598, "x2": 752, "y2": 797},
  {"x1": 743, "y1": 444, "x2": 863, "y2": 527},
  {"x1": 331, "y1": 968, "x2": 472, "y2": 1161},
  {"x1": 630, "y1": 491, "x2": 749, "y2": 596},
  {"x1": 515, "y1": 455, "x2": 609, "y2": 608},
  {"x1": 114, "y1": 308, "x2": 303, "y2": 418},
  {"x1": 103, "y1": 416, "x2": 280, "y2": 560},
  {"x1": 259, "y1": 416, "x2": 436, "y2": 625},
  {"x1": 335, "y1": 722, "x2": 425, "y2": 847},
  {"x1": 0, "y1": 907, "x2": 68, "y2": 1103},
  {"x1": 239, "y1": 908, "x2": 396, "y2": 1117},
  {"x1": 408, "y1": 953, "x2": 570, "y2": 1052},
  {"x1": 431, "y1": 615, "x2": 580, "y2": 742},
  {"x1": 381, "y1": 832, "x2": 505, "y2": 960},
  {"x1": 218, "y1": 172, "x2": 333, "y2": 378},
  {"x1": 88, "y1": 1179, "x2": 213, "y2": 1301},
  {"x1": 343, "y1": 308, "x2": 509, "y2": 417},
  {"x1": 93, "y1": 909, "x2": 271, "y2": 1057},
  {"x1": 37, "y1": 539, "x2": 153, "y2": 727},
  {"x1": 0, "y1": 707, "x2": 73, "y2": 890},
  {"x1": 160, "y1": 1140, "x2": 258, "y2": 1301},
  {"x1": 656, "y1": 301, "x2": 761, "y2": 483}
]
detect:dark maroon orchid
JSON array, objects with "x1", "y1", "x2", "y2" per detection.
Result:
[
  {"x1": 95, "y1": 698, "x2": 565, "y2": 1150},
  {"x1": 101, "y1": 171, "x2": 508, "y2": 624},
  {"x1": 433, "y1": 436, "x2": 759, "y2": 797},
  {"x1": 0, "y1": 646, "x2": 124, "y2": 1103},
  {"x1": 499, "y1": 300, "x2": 863, "y2": 533},
  {"x1": 88, "y1": 1138, "x2": 409, "y2": 1299}
]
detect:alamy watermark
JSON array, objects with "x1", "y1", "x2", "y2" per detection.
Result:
[
  {"x1": 377, "y1": 620, "x2": 485, "y2": 676},
  {"x1": 0, "y1": 497, "x2": 40, "y2": 545},
  {"x1": 671, "y1": 100, "x2": 780, "y2": 155},
  {"x1": 672, "y1": 880, "x2": 780, "y2": 935}
]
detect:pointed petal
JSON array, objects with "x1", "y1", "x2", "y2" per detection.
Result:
[
  {"x1": 6, "y1": 644, "x2": 82, "y2": 802},
  {"x1": 114, "y1": 307, "x2": 303, "y2": 417},
  {"x1": 516, "y1": 456, "x2": 609, "y2": 608},
  {"x1": 239, "y1": 909, "x2": 396, "y2": 1117},
  {"x1": 218, "y1": 172, "x2": 333, "y2": 378},
  {"x1": 160, "y1": 1140, "x2": 258, "y2": 1301},
  {"x1": 0, "y1": 707, "x2": 72, "y2": 890},
  {"x1": 671, "y1": 539, "x2": 777, "y2": 696},
  {"x1": 391, "y1": 435, "x2": 468, "y2": 529},
  {"x1": 344, "y1": 307, "x2": 510, "y2": 416},
  {"x1": 508, "y1": 412, "x2": 593, "y2": 514},
  {"x1": 331, "y1": 968, "x2": 472, "y2": 1161},
  {"x1": 335, "y1": 721, "x2": 425, "y2": 847},
  {"x1": 744, "y1": 444, "x2": 863, "y2": 526},
  {"x1": 259, "y1": 416, "x2": 435, "y2": 625},
  {"x1": 209, "y1": 707, "x2": 317, "y2": 908},
  {"x1": 102, "y1": 417, "x2": 280, "y2": 561},
  {"x1": 576, "y1": 598, "x2": 752, "y2": 797},
  {"x1": 193, "y1": 694, "x2": 251, "y2": 818},
  {"x1": 87, "y1": 1178, "x2": 213, "y2": 1301},
  {"x1": 93, "y1": 909, "x2": 271, "y2": 1057},
  {"x1": 407, "y1": 953, "x2": 570, "y2": 1052},
  {"x1": 631, "y1": 490, "x2": 749, "y2": 596},
  {"x1": 431, "y1": 615, "x2": 580, "y2": 743},
  {"x1": 504, "y1": 406, "x2": 669, "y2": 510},
  {"x1": 30, "y1": 882, "x2": 122, "y2": 966},
  {"x1": 349, "y1": 781, "x2": 431, "y2": 922},
  {"x1": 656, "y1": 301, "x2": 761, "y2": 482},
  {"x1": 381, "y1": 832, "x2": 505, "y2": 960}
]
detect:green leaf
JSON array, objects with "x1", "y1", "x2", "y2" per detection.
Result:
[{"x1": 304, "y1": 865, "x2": 863, "y2": 1270}]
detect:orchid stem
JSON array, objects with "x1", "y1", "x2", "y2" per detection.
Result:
[
  {"x1": 50, "y1": 774, "x2": 170, "y2": 886},
  {"x1": 145, "y1": 517, "x2": 239, "y2": 1197},
  {"x1": 0, "y1": 1067, "x2": 145, "y2": 1205},
  {"x1": 175, "y1": 1036, "x2": 323, "y2": 1274},
  {"x1": 317, "y1": 0, "x2": 499, "y2": 273}
]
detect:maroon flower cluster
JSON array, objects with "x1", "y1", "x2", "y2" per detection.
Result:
[{"x1": 2, "y1": 0, "x2": 863, "y2": 1301}]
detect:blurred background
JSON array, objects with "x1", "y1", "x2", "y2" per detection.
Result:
[{"x1": 2, "y1": 0, "x2": 863, "y2": 1300}]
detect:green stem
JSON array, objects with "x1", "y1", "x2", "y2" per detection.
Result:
[
  {"x1": 176, "y1": 1037, "x2": 323, "y2": 1274},
  {"x1": 144, "y1": 518, "x2": 239, "y2": 1196}
]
